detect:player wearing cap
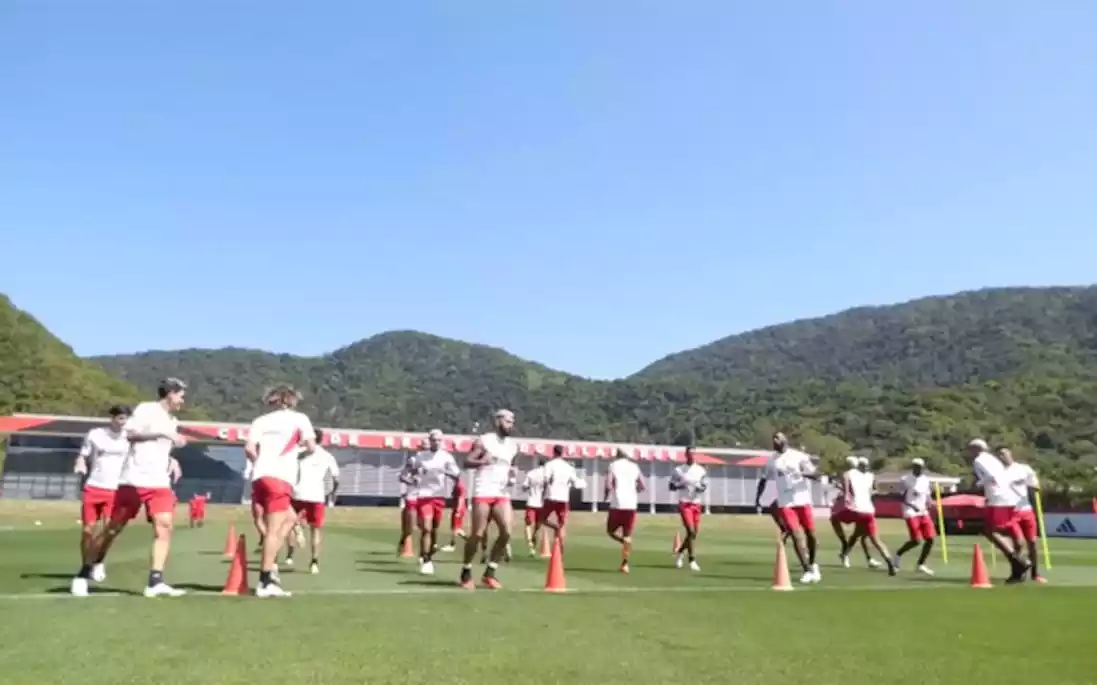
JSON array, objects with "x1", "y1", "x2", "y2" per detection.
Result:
[
  {"x1": 836, "y1": 457, "x2": 896, "y2": 576},
  {"x1": 245, "y1": 385, "x2": 317, "y2": 598},
  {"x1": 758, "y1": 432, "x2": 821, "y2": 584},
  {"x1": 69, "y1": 405, "x2": 131, "y2": 595},
  {"x1": 408, "y1": 430, "x2": 460, "y2": 575},
  {"x1": 998, "y1": 448, "x2": 1046, "y2": 583},
  {"x1": 291, "y1": 429, "x2": 340, "y2": 575},
  {"x1": 830, "y1": 457, "x2": 881, "y2": 569},
  {"x1": 967, "y1": 438, "x2": 1029, "y2": 582},
  {"x1": 442, "y1": 477, "x2": 468, "y2": 552},
  {"x1": 892, "y1": 458, "x2": 936, "y2": 575},
  {"x1": 521, "y1": 457, "x2": 547, "y2": 556},
  {"x1": 459, "y1": 409, "x2": 518, "y2": 589},
  {"x1": 540, "y1": 445, "x2": 586, "y2": 550},
  {"x1": 605, "y1": 448, "x2": 645, "y2": 573},
  {"x1": 671, "y1": 446, "x2": 708, "y2": 572}
]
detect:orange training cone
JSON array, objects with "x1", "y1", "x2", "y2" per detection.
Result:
[
  {"x1": 771, "y1": 532, "x2": 794, "y2": 591},
  {"x1": 399, "y1": 536, "x2": 415, "y2": 558},
  {"x1": 970, "y1": 544, "x2": 992, "y2": 588},
  {"x1": 223, "y1": 523, "x2": 237, "y2": 558},
  {"x1": 544, "y1": 535, "x2": 566, "y2": 592},
  {"x1": 672, "y1": 531, "x2": 681, "y2": 555},
  {"x1": 538, "y1": 532, "x2": 551, "y2": 558},
  {"x1": 222, "y1": 534, "x2": 250, "y2": 595}
]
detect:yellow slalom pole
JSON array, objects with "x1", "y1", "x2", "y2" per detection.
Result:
[
  {"x1": 1034, "y1": 490, "x2": 1052, "y2": 570},
  {"x1": 933, "y1": 481, "x2": 948, "y2": 564}
]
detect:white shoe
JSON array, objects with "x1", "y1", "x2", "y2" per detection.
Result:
[
  {"x1": 917, "y1": 565, "x2": 935, "y2": 576},
  {"x1": 675, "y1": 554, "x2": 684, "y2": 569},
  {"x1": 284, "y1": 557, "x2": 295, "y2": 567},
  {"x1": 840, "y1": 554, "x2": 851, "y2": 569},
  {"x1": 271, "y1": 568, "x2": 281, "y2": 584},
  {"x1": 91, "y1": 563, "x2": 107, "y2": 583},
  {"x1": 892, "y1": 554, "x2": 901, "y2": 570},
  {"x1": 799, "y1": 571, "x2": 816, "y2": 584},
  {"x1": 420, "y1": 561, "x2": 435, "y2": 576},
  {"x1": 440, "y1": 545, "x2": 456, "y2": 552},
  {"x1": 144, "y1": 583, "x2": 186, "y2": 598},
  {"x1": 310, "y1": 562, "x2": 319, "y2": 575},
  {"x1": 70, "y1": 577, "x2": 89, "y2": 597},
  {"x1": 811, "y1": 563, "x2": 822, "y2": 582},
  {"x1": 689, "y1": 560, "x2": 701, "y2": 572},
  {"x1": 255, "y1": 583, "x2": 292, "y2": 598},
  {"x1": 867, "y1": 558, "x2": 882, "y2": 569}
]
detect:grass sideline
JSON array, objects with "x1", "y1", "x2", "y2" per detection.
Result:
[{"x1": 1, "y1": 501, "x2": 1096, "y2": 684}]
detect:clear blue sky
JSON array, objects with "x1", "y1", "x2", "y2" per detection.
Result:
[{"x1": 3, "y1": 3, "x2": 1096, "y2": 380}]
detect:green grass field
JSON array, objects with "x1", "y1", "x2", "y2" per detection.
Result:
[{"x1": 1, "y1": 501, "x2": 1096, "y2": 685}]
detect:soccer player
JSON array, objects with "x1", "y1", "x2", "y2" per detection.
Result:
[
  {"x1": 188, "y1": 492, "x2": 208, "y2": 528},
  {"x1": 605, "y1": 448, "x2": 644, "y2": 573},
  {"x1": 409, "y1": 429, "x2": 460, "y2": 575},
  {"x1": 291, "y1": 428, "x2": 340, "y2": 575},
  {"x1": 837, "y1": 457, "x2": 896, "y2": 575},
  {"x1": 831, "y1": 457, "x2": 881, "y2": 569},
  {"x1": 892, "y1": 457, "x2": 936, "y2": 575},
  {"x1": 521, "y1": 457, "x2": 547, "y2": 555},
  {"x1": 398, "y1": 455, "x2": 420, "y2": 556},
  {"x1": 967, "y1": 438, "x2": 1029, "y2": 583},
  {"x1": 540, "y1": 445, "x2": 586, "y2": 550},
  {"x1": 441, "y1": 476, "x2": 468, "y2": 552},
  {"x1": 671, "y1": 445, "x2": 708, "y2": 571},
  {"x1": 70, "y1": 405, "x2": 131, "y2": 594},
  {"x1": 999, "y1": 447, "x2": 1046, "y2": 583},
  {"x1": 75, "y1": 379, "x2": 189, "y2": 598},
  {"x1": 758, "y1": 432, "x2": 821, "y2": 584},
  {"x1": 459, "y1": 409, "x2": 518, "y2": 590},
  {"x1": 245, "y1": 385, "x2": 317, "y2": 598}
]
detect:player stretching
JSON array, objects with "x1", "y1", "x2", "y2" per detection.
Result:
[
  {"x1": 70, "y1": 405, "x2": 131, "y2": 594},
  {"x1": 521, "y1": 457, "x2": 547, "y2": 555},
  {"x1": 441, "y1": 476, "x2": 468, "y2": 552},
  {"x1": 291, "y1": 429, "x2": 340, "y2": 575},
  {"x1": 759, "y1": 432, "x2": 821, "y2": 584},
  {"x1": 410, "y1": 430, "x2": 460, "y2": 575},
  {"x1": 459, "y1": 409, "x2": 518, "y2": 590},
  {"x1": 831, "y1": 457, "x2": 881, "y2": 569},
  {"x1": 968, "y1": 439, "x2": 1029, "y2": 583},
  {"x1": 892, "y1": 458, "x2": 936, "y2": 575},
  {"x1": 398, "y1": 456, "x2": 420, "y2": 555},
  {"x1": 540, "y1": 445, "x2": 585, "y2": 551},
  {"x1": 605, "y1": 448, "x2": 644, "y2": 573},
  {"x1": 999, "y1": 448, "x2": 1046, "y2": 583},
  {"x1": 671, "y1": 446, "x2": 708, "y2": 571},
  {"x1": 837, "y1": 458, "x2": 896, "y2": 575},
  {"x1": 245, "y1": 385, "x2": 317, "y2": 598}
]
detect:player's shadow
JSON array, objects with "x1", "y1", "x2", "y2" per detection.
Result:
[
  {"x1": 356, "y1": 566, "x2": 415, "y2": 575},
  {"x1": 197, "y1": 551, "x2": 227, "y2": 557},
  {"x1": 398, "y1": 579, "x2": 457, "y2": 588},
  {"x1": 356, "y1": 558, "x2": 400, "y2": 566},
  {"x1": 174, "y1": 582, "x2": 224, "y2": 593}
]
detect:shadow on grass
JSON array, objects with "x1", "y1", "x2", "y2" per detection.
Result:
[
  {"x1": 43, "y1": 585, "x2": 143, "y2": 596},
  {"x1": 174, "y1": 582, "x2": 225, "y2": 593},
  {"x1": 398, "y1": 579, "x2": 458, "y2": 588}
]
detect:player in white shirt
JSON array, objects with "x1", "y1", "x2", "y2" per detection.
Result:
[
  {"x1": 670, "y1": 446, "x2": 708, "y2": 572},
  {"x1": 539, "y1": 445, "x2": 587, "y2": 550},
  {"x1": 459, "y1": 409, "x2": 518, "y2": 590},
  {"x1": 521, "y1": 458, "x2": 547, "y2": 556},
  {"x1": 70, "y1": 405, "x2": 131, "y2": 593},
  {"x1": 998, "y1": 448, "x2": 1046, "y2": 583},
  {"x1": 73, "y1": 379, "x2": 189, "y2": 598},
  {"x1": 967, "y1": 438, "x2": 1030, "y2": 582},
  {"x1": 756, "y1": 432, "x2": 820, "y2": 584},
  {"x1": 405, "y1": 429, "x2": 460, "y2": 575},
  {"x1": 244, "y1": 385, "x2": 317, "y2": 598},
  {"x1": 835, "y1": 458, "x2": 896, "y2": 576},
  {"x1": 829, "y1": 456, "x2": 881, "y2": 569},
  {"x1": 891, "y1": 458, "x2": 937, "y2": 575},
  {"x1": 398, "y1": 455, "x2": 421, "y2": 556},
  {"x1": 290, "y1": 429, "x2": 340, "y2": 575},
  {"x1": 604, "y1": 448, "x2": 645, "y2": 573}
]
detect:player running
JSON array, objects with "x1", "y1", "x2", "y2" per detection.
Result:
[
  {"x1": 605, "y1": 448, "x2": 645, "y2": 573},
  {"x1": 758, "y1": 432, "x2": 821, "y2": 584},
  {"x1": 245, "y1": 385, "x2": 317, "y2": 598},
  {"x1": 521, "y1": 457, "x2": 547, "y2": 555},
  {"x1": 968, "y1": 439, "x2": 1030, "y2": 583},
  {"x1": 459, "y1": 409, "x2": 518, "y2": 590},
  {"x1": 188, "y1": 492, "x2": 208, "y2": 528},
  {"x1": 999, "y1": 448, "x2": 1046, "y2": 583},
  {"x1": 441, "y1": 477, "x2": 468, "y2": 552},
  {"x1": 291, "y1": 429, "x2": 340, "y2": 575},
  {"x1": 836, "y1": 457, "x2": 896, "y2": 575},
  {"x1": 540, "y1": 445, "x2": 586, "y2": 551},
  {"x1": 831, "y1": 457, "x2": 882, "y2": 569},
  {"x1": 892, "y1": 457, "x2": 936, "y2": 575},
  {"x1": 409, "y1": 429, "x2": 460, "y2": 575},
  {"x1": 671, "y1": 446, "x2": 708, "y2": 571}
]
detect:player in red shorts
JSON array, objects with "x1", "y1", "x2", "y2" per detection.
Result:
[
  {"x1": 245, "y1": 385, "x2": 317, "y2": 598},
  {"x1": 835, "y1": 458, "x2": 896, "y2": 576},
  {"x1": 520, "y1": 457, "x2": 547, "y2": 556},
  {"x1": 290, "y1": 429, "x2": 339, "y2": 575},
  {"x1": 404, "y1": 429, "x2": 460, "y2": 575},
  {"x1": 831, "y1": 457, "x2": 882, "y2": 569},
  {"x1": 892, "y1": 458, "x2": 937, "y2": 575},
  {"x1": 459, "y1": 409, "x2": 518, "y2": 589},
  {"x1": 188, "y1": 492, "x2": 208, "y2": 528},
  {"x1": 605, "y1": 448, "x2": 644, "y2": 573},
  {"x1": 442, "y1": 477, "x2": 468, "y2": 552},
  {"x1": 539, "y1": 445, "x2": 585, "y2": 551},
  {"x1": 671, "y1": 446, "x2": 708, "y2": 571},
  {"x1": 70, "y1": 405, "x2": 131, "y2": 595},
  {"x1": 968, "y1": 439, "x2": 1030, "y2": 583},
  {"x1": 999, "y1": 448, "x2": 1046, "y2": 583},
  {"x1": 758, "y1": 432, "x2": 820, "y2": 584}
]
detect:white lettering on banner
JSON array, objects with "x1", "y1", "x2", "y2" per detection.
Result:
[{"x1": 1043, "y1": 513, "x2": 1097, "y2": 538}]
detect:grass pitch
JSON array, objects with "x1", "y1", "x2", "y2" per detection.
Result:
[{"x1": 1, "y1": 501, "x2": 1096, "y2": 685}]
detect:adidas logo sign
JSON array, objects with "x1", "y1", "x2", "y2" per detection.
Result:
[{"x1": 1056, "y1": 518, "x2": 1077, "y2": 534}]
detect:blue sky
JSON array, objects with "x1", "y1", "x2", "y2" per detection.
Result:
[{"x1": 3, "y1": 2, "x2": 1096, "y2": 379}]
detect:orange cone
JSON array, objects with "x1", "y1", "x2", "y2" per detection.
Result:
[
  {"x1": 222, "y1": 523, "x2": 237, "y2": 558},
  {"x1": 771, "y1": 531, "x2": 793, "y2": 591},
  {"x1": 544, "y1": 535, "x2": 566, "y2": 592},
  {"x1": 399, "y1": 536, "x2": 415, "y2": 558},
  {"x1": 970, "y1": 544, "x2": 992, "y2": 588},
  {"x1": 672, "y1": 531, "x2": 681, "y2": 555},
  {"x1": 222, "y1": 534, "x2": 250, "y2": 595}
]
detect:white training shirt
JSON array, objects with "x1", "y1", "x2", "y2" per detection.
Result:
[
  {"x1": 607, "y1": 458, "x2": 643, "y2": 511},
  {"x1": 523, "y1": 465, "x2": 547, "y2": 509},
  {"x1": 672, "y1": 463, "x2": 708, "y2": 505},
  {"x1": 79, "y1": 427, "x2": 129, "y2": 491},
  {"x1": 472, "y1": 432, "x2": 518, "y2": 499},
  {"x1": 120, "y1": 401, "x2": 178, "y2": 489},
  {"x1": 900, "y1": 473, "x2": 932, "y2": 518},
  {"x1": 973, "y1": 452, "x2": 1020, "y2": 507},
  {"x1": 543, "y1": 458, "x2": 585, "y2": 503},
  {"x1": 764, "y1": 449, "x2": 816, "y2": 508},
  {"x1": 412, "y1": 449, "x2": 460, "y2": 499},
  {"x1": 847, "y1": 470, "x2": 875, "y2": 514},
  {"x1": 247, "y1": 408, "x2": 315, "y2": 485},
  {"x1": 293, "y1": 446, "x2": 340, "y2": 503},
  {"x1": 1004, "y1": 462, "x2": 1038, "y2": 512}
]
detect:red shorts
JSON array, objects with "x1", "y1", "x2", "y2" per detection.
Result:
[
  {"x1": 538, "y1": 500, "x2": 569, "y2": 525},
  {"x1": 777, "y1": 504, "x2": 815, "y2": 533},
  {"x1": 1015, "y1": 509, "x2": 1038, "y2": 542},
  {"x1": 81, "y1": 486, "x2": 116, "y2": 526},
  {"x1": 110, "y1": 485, "x2": 176, "y2": 524},
  {"x1": 524, "y1": 507, "x2": 540, "y2": 526},
  {"x1": 833, "y1": 509, "x2": 877, "y2": 536},
  {"x1": 607, "y1": 508, "x2": 637, "y2": 535},
  {"x1": 415, "y1": 497, "x2": 446, "y2": 523},
  {"x1": 473, "y1": 496, "x2": 509, "y2": 507},
  {"x1": 252, "y1": 477, "x2": 293, "y2": 514},
  {"x1": 292, "y1": 500, "x2": 326, "y2": 528},
  {"x1": 905, "y1": 514, "x2": 936, "y2": 541},
  {"x1": 829, "y1": 502, "x2": 846, "y2": 521},
  {"x1": 984, "y1": 505, "x2": 1020, "y2": 535},
  {"x1": 678, "y1": 502, "x2": 702, "y2": 530}
]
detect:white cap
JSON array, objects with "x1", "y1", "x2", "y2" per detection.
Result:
[
  {"x1": 968, "y1": 438, "x2": 989, "y2": 451},
  {"x1": 911, "y1": 458, "x2": 926, "y2": 467},
  {"x1": 494, "y1": 409, "x2": 514, "y2": 420},
  {"x1": 857, "y1": 456, "x2": 870, "y2": 467},
  {"x1": 845, "y1": 456, "x2": 859, "y2": 467},
  {"x1": 427, "y1": 429, "x2": 443, "y2": 439}
]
